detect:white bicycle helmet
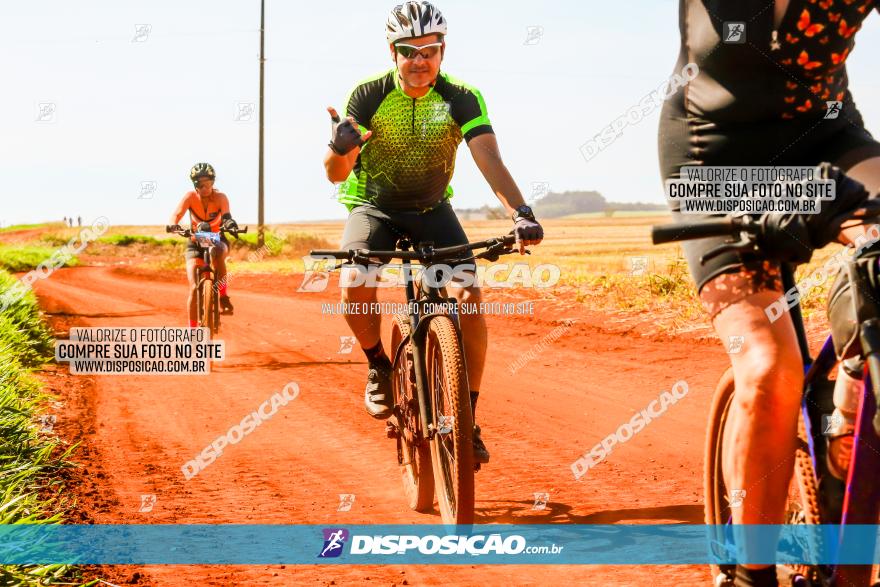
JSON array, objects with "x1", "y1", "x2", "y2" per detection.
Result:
[{"x1": 386, "y1": 1, "x2": 447, "y2": 44}]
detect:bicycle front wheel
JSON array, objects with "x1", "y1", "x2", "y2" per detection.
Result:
[
  {"x1": 704, "y1": 368, "x2": 824, "y2": 586},
  {"x1": 200, "y1": 279, "x2": 216, "y2": 335},
  {"x1": 391, "y1": 313, "x2": 434, "y2": 512},
  {"x1": 425, "y1": 315, "x2": 474, "y2": 525}
]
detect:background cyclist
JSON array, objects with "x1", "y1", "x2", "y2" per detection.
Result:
[{"x1": 169, "y1": 163, "x2": 240, "y2": 327}]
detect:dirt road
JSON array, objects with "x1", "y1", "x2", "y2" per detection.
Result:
[{"x1": 34, "y1": 265, "x2": 732, "y2": 586}]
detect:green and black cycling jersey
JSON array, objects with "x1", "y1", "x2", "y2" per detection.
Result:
[{"x1": 337, "y1": 69, "x2": 493, "y2": 212}]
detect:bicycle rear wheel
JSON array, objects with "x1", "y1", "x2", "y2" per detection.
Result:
[
  {"x1": 425, "y1": 315, "x2": 474, "y2": 525},
  {"x1": 704, "y1": 368, "x2": 824, "y2": 586},
  {"x1": 391, "y1": 313, "x2": 434, "y2": 512}
]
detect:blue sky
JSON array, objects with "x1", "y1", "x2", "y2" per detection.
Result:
[{"x1": 3, "y1": 1, "x2": 880, "y2": 226}]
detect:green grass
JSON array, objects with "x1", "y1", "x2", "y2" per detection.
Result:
[
  {"x1": 0, "y1": 246, "x2": 79, "y2": 273},
  {"x1": 231, "y1": 230, "x2": 332, "y2": 257},
  {"x1": 0, "y1": 223, "x2": 55, "y2": 233},
  {"x1": 96, "y1": 234, "x2": 177, "y2": 247},
  {"x1": 0, "y1": 269, "x2": 77, "y2": 584}
]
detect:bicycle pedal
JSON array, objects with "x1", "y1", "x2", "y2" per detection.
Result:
[{"x1": 385, "y1": 421, "x2": 399, "y2": 439}]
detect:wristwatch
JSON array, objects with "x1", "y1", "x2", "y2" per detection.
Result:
[{"x1": 512, "y1": 205, "x2": 536, "y2": 222}]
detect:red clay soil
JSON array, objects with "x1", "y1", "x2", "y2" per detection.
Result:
[{"x1": 31, "y1": 264, "x2": 735, "y2": 586}]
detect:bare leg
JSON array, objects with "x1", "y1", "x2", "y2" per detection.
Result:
[
  {"x1": 341, "y1": 268, "x2": 381, "y2": 349},
  {"x1": 185, "y1": 258, "x2": 199, "y2": 324},
  {"x1": 211, "y1": 242, "x2": 229, "y2": 293},
  {"x1": 447, "y1": 283, "x2": 486, "y2": 392},
  {"x1": 714, "y1": 289, "x2": 803, "y2": 567}
]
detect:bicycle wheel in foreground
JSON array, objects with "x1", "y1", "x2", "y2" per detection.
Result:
[
  {"x1": 425, "y1": 315, "x2": 474, "y2": 525},
  {"x1": 390, "y1": 313, "x2": 434, "y2": 512},
  {"x1": 704, "y1": 368, "x2": 824, "y2": 586},
  {"x1": 200, "y1": 278, "x2": 216, "y2": 335}
]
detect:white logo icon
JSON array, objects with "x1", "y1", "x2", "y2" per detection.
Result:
[
  {"x1": 139, "y1": 494, "x2": 157, "y2": 512},
  {"x1": 132, "y1": 24, "x2": 152, "y2": 42},
  {"x1": 524, "y1": 25, "x2": 544, "y2": 45},
  {"x1": 729, "y1": 489, "x2": 746, "y2": 508},
  {"x1": 337, "y1": 494, "x2": 355, "y2": 512},
  {"x1": 36, "y1": 102, "x2": 56, "y2": 123},
  {"x1": 298, "y1": 258, "x2": 332, "y2": 292},
  {"x1": 825, "y1": 101, "x2": 842, "y2": 119},
  {"x1": 138, "y1": 181, "x2": 158, "y2": 200},
  {"x1": 530, "y1": 182, "x2": 551, "y2": 202},
  {"x1": 39, "y1": 414, "x2": 57, "y2": 433},
  {"x1": 427, "y1": 102, "x2": 450, "y2": 123},
  {"x1": 723, "y1": 22, "x2": 746, "y2": 43},
  {"x1": 727, "y1": 335, "x2": 745, "y2": 354},
  {"x1": 532, "y1": 492, "x2": 550, "y2": 510},
  {"x1": 629, "y1": 256, "x2": 649, "y2": 276},
  {"x1": 822, "y1": 412, "x2": 844, "y2": 436},
  {"x1": 234, "y1": 102, "x2": 256, "y2": 122},
  {"x1": 438, "y1": 415, "x2": 454, "y2": 435},
  {"x1": 337, "y1": 336, "x2": 356, "y2": 354}
]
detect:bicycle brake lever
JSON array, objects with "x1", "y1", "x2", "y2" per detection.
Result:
[{"x1": 699, "y1": 236, "x2": 756, "y2": 265}]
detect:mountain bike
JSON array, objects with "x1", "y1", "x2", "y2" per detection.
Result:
[
  {"x1": 311, "y1": 234, "x2": 521, "y2": 525},
  {"x1": 653, "y1": 213, "x2": 880, "y2": 586},
  {"x1": 166, "y1": 223, "x2": 247, "y2": 335}
]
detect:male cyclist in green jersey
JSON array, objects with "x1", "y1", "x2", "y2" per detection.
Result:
[{"x1": 323, "y1": 1, "x2": 543, "y2": 464}]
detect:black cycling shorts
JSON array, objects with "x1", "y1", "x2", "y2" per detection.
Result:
[
  {"x1": 340, "y1": 201, "x2": 476, "y2": 272},
  {"x1": 659, "y1": 102, "x2": 880, "y2": 292},
  {"x1": 184, "y1": 238, "x2": 229, "y2": 260}
]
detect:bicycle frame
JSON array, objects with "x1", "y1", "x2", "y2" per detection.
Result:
[
  {"x1": 777, "y1": 263, "x2": 880, "y2": 584},
  {"x1": 192, "y1": 233, "x2": 220, "y2": 328}
]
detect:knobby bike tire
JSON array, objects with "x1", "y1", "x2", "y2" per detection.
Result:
[
  {"x1": 425, "y1": 315, "x2": 474, "y2": 525},
  {"x1": 200, "y1": 279, "x2": 215, "y2": 335},
  {"x1": 704, "y1": 368, "x2": 825, "y2": 586},
  {"x1": 391, "y1": 313, "x2": 434, "y2": 512}
]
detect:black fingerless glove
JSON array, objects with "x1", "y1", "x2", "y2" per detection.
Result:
[
  {"x1": 329, "y1": 117, "x2": 365, "y2": 155},
  {"x1": 221, "y1": 213, "x2": 238, "y2": 232}
]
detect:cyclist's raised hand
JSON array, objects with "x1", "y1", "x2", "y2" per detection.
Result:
[{"x1": 327, "y1": 106, "x2": 372, "y2": 155}]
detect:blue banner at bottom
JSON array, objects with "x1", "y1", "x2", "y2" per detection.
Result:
[{"x1": 1, "y1": 524, "x2": 879, "y2": 565}]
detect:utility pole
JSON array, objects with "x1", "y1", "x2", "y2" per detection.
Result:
[{"x1": 257, "y1": 0, "x2": 266, "y2": 246}]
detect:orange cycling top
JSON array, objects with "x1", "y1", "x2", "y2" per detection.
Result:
[{"x1": 186, "y1": 190, "x2": 226, "y2": 235}]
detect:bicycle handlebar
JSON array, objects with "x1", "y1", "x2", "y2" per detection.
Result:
[
  {"x1": 651, "y1": 217, "x2": 748, "y2": 245},
  {"x1": 310, "y1": 234, "x2": 518, "y2": 264},
  {"x1": 165, "y1": 225, "x2": 249, "y2": 238}
]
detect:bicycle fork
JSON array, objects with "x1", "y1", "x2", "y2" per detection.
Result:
[{"x1": 401, "y1": 259, "x2": 434, "y2": 443}]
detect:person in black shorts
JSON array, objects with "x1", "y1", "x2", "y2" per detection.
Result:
[
  {"x1": 322, "y1": 1, "x2": 544, "y2": 464},
  {"x1": 169, "y1": 163, "x2": 240, "y2": 326},
  {"x1": 659, "y1": 1, "x2": 880, "y2": 585}
]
